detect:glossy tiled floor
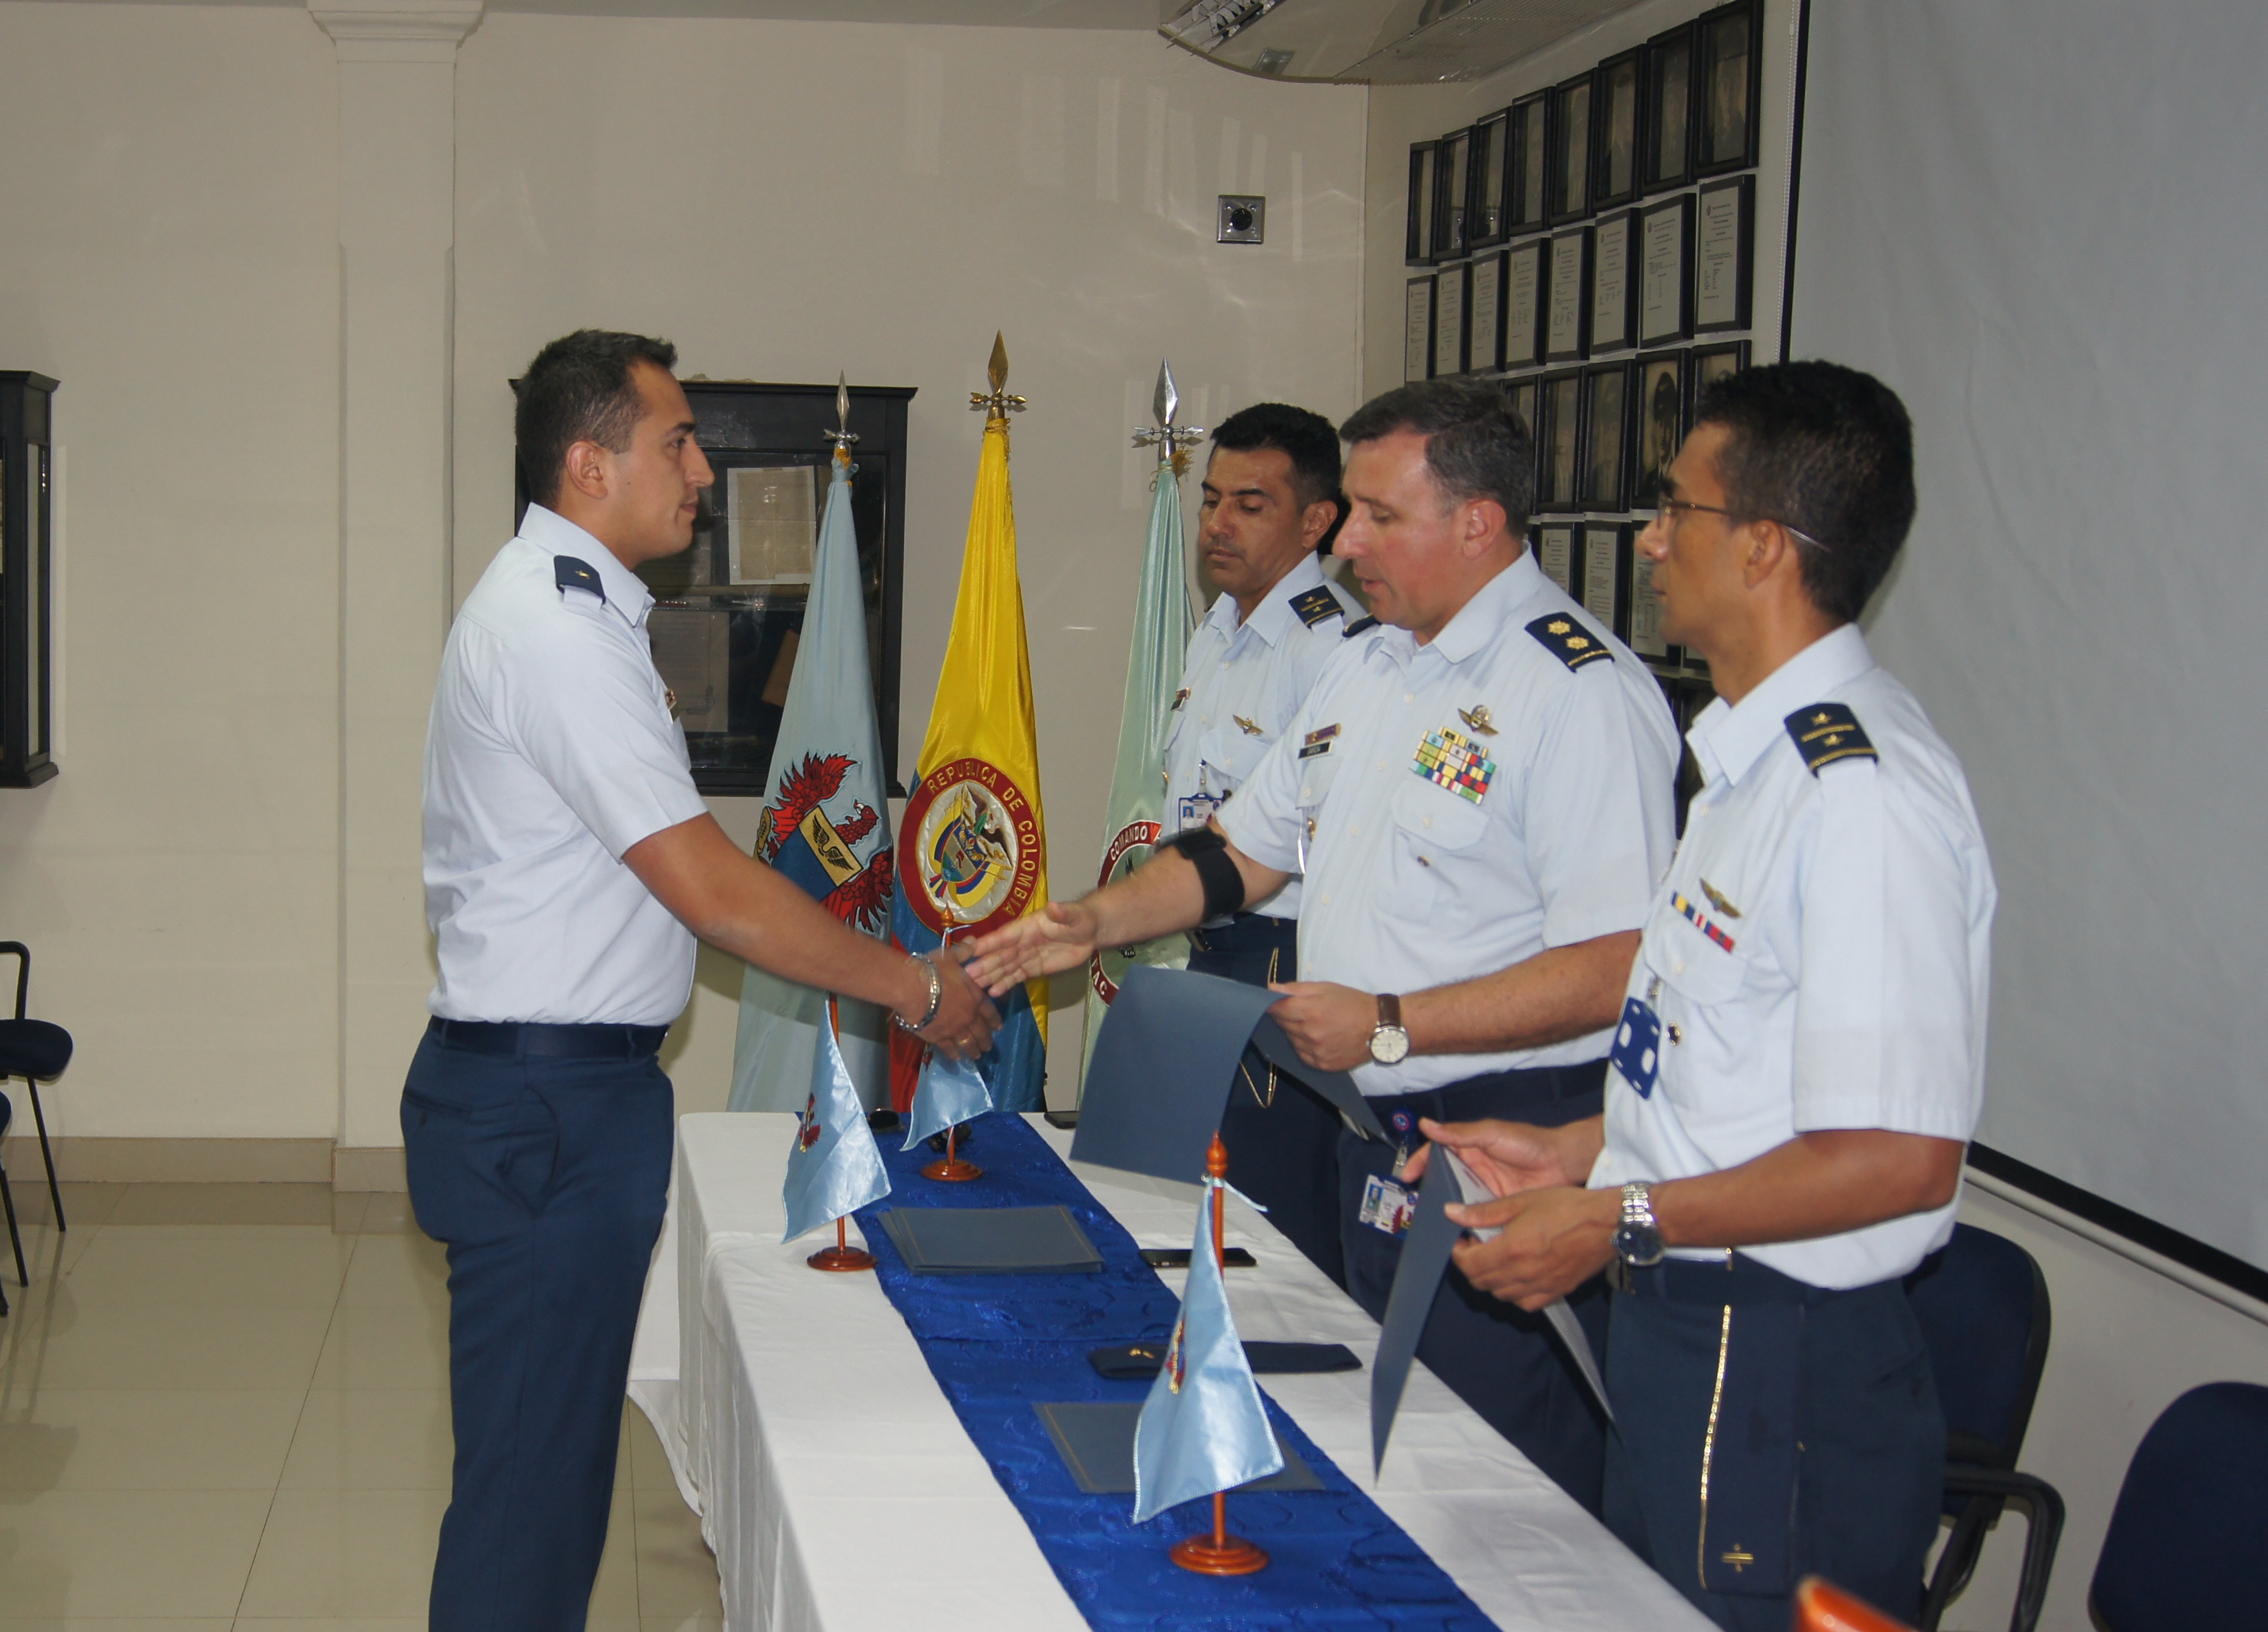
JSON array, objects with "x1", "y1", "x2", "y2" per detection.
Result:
[{"x1": 0, "y1": 1180, "x2": 723, "y2": 1630}]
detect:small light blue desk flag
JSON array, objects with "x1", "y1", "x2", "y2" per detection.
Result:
[
  {"x1": 781, "y1": 1010, "x2": 890, "y2": 1243},
  {"x1": 1131, "y1": 1179, "x2": 1284, "y2": 1523},
  {"x1": 902, "y1": 1049, "x2": 993, "y2": 1151}
]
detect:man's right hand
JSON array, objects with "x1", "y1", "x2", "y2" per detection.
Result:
[
  {"x1": 908, "y1": 950, "x2": 1001, "y2": 1062},
  {"x1": 963, "y1": 900, "x2": 1103, "y2": 997},
  {"x1": 1400, "y1": 1116, "x2": 1599, "y2": 1195}
]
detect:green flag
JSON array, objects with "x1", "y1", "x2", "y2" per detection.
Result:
[{"x1": 1080, "y1": 366, "x2": 1200, "y2": 1098}]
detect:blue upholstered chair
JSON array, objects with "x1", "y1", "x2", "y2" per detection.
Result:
[
  {"x1": 0, "y1": 941, "x2": 72, "y2": 1236},
  {"x1": 1904, "y1": 1223, "x2": 2064, "y2": 1632},
  {"x1": 2091, "y1": 1380, "x2": 2268, "y2": 1632}
]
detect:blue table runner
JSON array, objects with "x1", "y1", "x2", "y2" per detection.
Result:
[{"x1": 853, "y1": 1112, "x2": 1498, "y2": 1631}]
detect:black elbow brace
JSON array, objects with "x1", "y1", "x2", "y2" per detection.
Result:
[{"x1": 1162, "y1": 826, "x2": 1246, "y2": 921}]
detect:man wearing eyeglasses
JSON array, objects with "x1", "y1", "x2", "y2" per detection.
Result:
[{"x1": 1408, "y1": 361, "x2": 1996, "y2": 1630}]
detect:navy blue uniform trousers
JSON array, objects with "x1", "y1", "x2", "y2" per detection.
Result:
[
  {"x1": 402, "y1": 1022, "x2": 674, "y2": 1632},
  {"x1": 1603, "y1": 1257, "x2": 1943, "y2": 1631},
  {"x1": 1339, "y1": 1062, "x2": 1609, "y2": 1514},
  {"x1": 1187, "y1": 912, "x2": 1347, "y2": 1289}
]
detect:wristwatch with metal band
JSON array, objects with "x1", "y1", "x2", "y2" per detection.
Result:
[
  {"x1": 1613, "y1": 1181, "x2": 1667, "y2": 1268},
  {"x1": 1368, "y1": 993, "x2": 1410, "y2": 1066}
]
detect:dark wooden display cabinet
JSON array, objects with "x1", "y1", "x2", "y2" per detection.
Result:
[
  {"x1": 0, "y1": 373, "x2": 58, "y2": 788},
  {"x1": 513, "y1": 379, "x2": 914, "y2": 797}
]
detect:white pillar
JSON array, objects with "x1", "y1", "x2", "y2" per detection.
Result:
[{"x1": 309, "y1": 0, "x2": 482, "y2": 1187}]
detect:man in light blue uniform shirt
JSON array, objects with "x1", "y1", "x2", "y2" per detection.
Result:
[
  {"x1": 970, "y1": 379, "x2": 1678, "y2": 1511},
  {"x1": 1417, "y1": 362, "x2": 1993, "y2": 1629},
  {"x1": 1165, "y1": 403, "x2": 1360, "y2": 1287},
  {"x1": 411, "y1": 331, "x2": 997, "y2": 1631}
]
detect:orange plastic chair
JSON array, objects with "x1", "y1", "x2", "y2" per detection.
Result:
[{"x1": 1795, "y1": 1577, "x2": 1916, "y2": 1632}]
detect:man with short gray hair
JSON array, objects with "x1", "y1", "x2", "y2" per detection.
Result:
[{"x1": 970, "y1": 377, "x2": 1677, "y2": 1508}]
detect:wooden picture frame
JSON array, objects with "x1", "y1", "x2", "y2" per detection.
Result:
[
  {"x1": 1407, "y1": 140, "x2": 1440, "y2": 266},
  {"x1": 1503, "y1": 236, "x2": 1550, "y2": 368},
  {"x1": 1549, "y1": 72, "x2": 1594, "y2": 224},
  {"x1": 1582, "y1": 359, "x2": 1636, "y2": 513},
  {"x1": 1536, "y1": 368, "x2": 1588, "y2": 514},
  {"x1": 1470, "y1": 111, "x2": 1511, "y2": 248},
  {"x1": 1580, "y1": 520, "x2": 1631, "y2": 640},
  {"x1": 1470, "y1": 250, "x2": 1507, "y2": 374},
  {"x1": 1434, "y1": 127, "x2": 1474, "y2": 261},
  {"x1": 1697, "y1": 0, "x2": 1764, "y2": 176},
  {"x1": 1594, "y1": 48, "x2": 1647, "y2": 210},
  {"x1": 1638, "y1": 193, "x2": 1695, "y2": 346},
  {"x1": 1434, "y1": 260, "x2": 1471, "y2": 377},
  {"x1": 1405, "y1": 276, "x2": 1437, "y2": 382},
  {"x1": 1694, "y1": 174, "x2": 1755, "y2": 333},
  {"x1": 1633, "y1": 348, "x2": 1691, "y2": 509},
  {"x1": 1510, "y1": 91, "x2": 1552, "y2": 234},
  {"x1": 1545, "y1": 227, "x2": 1593, "y2": 362},
  {"x1": 1692, "y1": 338, "x2": 1752, "y2": 397},
  {"x1": 1645, "y1": 22, "x2": 1699, "y2": 194},
  {"x1": 1590, "y1": 209, "x2": 1640, "y2": 356}
]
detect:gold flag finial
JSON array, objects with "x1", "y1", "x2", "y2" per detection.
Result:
[
  {"x1": 970, "y1": 331, "x2": 1029, "y2": 420},
  {"x1": 1131, "y1": 358, "x2": 1206, "y2": 475}
]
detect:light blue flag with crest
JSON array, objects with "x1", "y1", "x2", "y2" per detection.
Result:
[
  {"x1": 732, "y1": 402, "x2": 895, "y2": 1115},
  {"x1": 781, "y1": 1009, "x2": 890, "y2": 1243},
  {"x1": 901, "y1": 1049, "x2": 993, "y2": 1151},
  {"x1": 1131, "y1": 1179, "x2": 1284, "y2": 1523}
]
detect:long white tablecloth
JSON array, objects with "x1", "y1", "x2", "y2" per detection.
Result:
[{"x1": 627, "y1": 1112, "x2": 1709, "y2": 1632}]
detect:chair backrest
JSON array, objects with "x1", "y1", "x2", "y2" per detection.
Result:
[
  {"x1": 2091, "y1": 1380, "x2": 2268, "y2": 1632},
  {"x1": 1905, "y1": 1223, "x2": 2051, "y2": 1468}
]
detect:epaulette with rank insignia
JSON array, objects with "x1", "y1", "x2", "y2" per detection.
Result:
[
  {"x1": 555, "y1": 555, "x2": 606, "y2": 603},
  {"x1": 1526, "y1": 614, "x2": 1611, "y2": 670},
  {"x1": 1343, "y1": 615, "x2": 1380, "y2": 638},
  {"x1": 1784, "y1": 703, "x2": 1877, "y2": 773},
  {"x1": 1289, "y1": 584, "x2": 1345, "y2": 628}
]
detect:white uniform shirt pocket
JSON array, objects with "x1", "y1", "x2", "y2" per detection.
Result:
[{"x1": 1388, "y1": 778, "x2": 1490, "y2": 915}]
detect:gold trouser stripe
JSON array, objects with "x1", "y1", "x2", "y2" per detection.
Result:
[
  {"x1": 1696, "y1": 1304, "x2": 1734, "y2": 1591},
  {"x1": 1237, "y1": 947, "x2": 1282, "y2": 1108}
]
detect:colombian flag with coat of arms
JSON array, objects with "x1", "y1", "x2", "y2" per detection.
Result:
[{"x1": 889, "y1": 367, "x2": 1049, "y2": 1112}]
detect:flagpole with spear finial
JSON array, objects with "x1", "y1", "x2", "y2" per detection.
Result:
[
  {"x1": 1130, "y1": 359, "x2": 1205, "y2": 477},
  {"x1": 918, "y1": 335, "x2": 1026, "y2": 1183},
  {"x1": 806, "y1": 375, "x2": 882, "y2": 1273}
]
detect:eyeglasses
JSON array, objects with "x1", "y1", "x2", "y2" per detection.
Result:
[{"x1": 1651, "y1": 495, "x2": 1830, "y2": 552}]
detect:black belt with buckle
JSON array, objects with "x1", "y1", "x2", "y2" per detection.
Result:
[{"x1": 427, "y1": 1016, "x2": 669, "y2": 1061}]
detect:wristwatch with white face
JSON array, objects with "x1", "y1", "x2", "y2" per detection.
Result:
[
  {"x1": 1613, "y1": 1181, "x2": 1667, "y2": 1268},
  {"x1": 1368, "y1": 993, "x2": 1411, "y2": 1066}
]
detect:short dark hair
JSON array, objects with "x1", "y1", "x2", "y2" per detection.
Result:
[
  {"x1": 1209, "y1": 402, "x2": 1347, "y2": 551},
  {"x1": 1692, "y1": 361, "x2": 1916, "y2": 624},
  {"x1": 516, "y1": 329, "x2": 680, "y2": 508},
  {"x1": 1337, "y1": 378, "x2": 1535, "y2": 534}
]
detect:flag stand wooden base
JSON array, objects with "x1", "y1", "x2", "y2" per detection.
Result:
[
  {"x1": 1171, "y1": 1492, "x2": 1269, "y2": 1574},
  {"x1": 807, "y1": 1215, "x2": 874, "y2": 1273},
  {"x1": 921, "y1": 1122, "x2": 981, "y2": 1183},
  {"x1": 1170, "y1": 1132, "x2": 1268, "y2": 1576}
]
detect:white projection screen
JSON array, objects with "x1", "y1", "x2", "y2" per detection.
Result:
[{"x1": 1788, "y1": 1, "x2": 2268, "y2": 1276}]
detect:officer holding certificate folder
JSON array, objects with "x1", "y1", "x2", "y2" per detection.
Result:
[
  {"x1": 1409, "y1": 362, "x2": 1993, "y2": 1630},
  {"x1": 970, "y1": 378, "x2": 1677, "y2": 1514}
]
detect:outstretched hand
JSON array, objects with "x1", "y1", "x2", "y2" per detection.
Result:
[
  {"x1": 1397, "y1": 1117, "x2": 1586, "y2": 1194},
  {"x1": 911, "y1": 950, "x2": 1002, "y2": 1062},
  {"x1": 963, "y1": 900, "x2": 1102, "y2": 997}
]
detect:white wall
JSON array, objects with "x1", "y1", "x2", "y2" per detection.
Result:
[
  {"x1": 448, "y1": 14, "x2": 1369, "y2": 1109},
  {"x1": 0, "y1": 4, "x2": 1368, "y2": 1147},
  {"x1": 0, "y1": 2, "x2": 342, "y2": 1142}
]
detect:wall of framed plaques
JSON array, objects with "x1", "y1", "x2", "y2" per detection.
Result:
[{"x1": 1379, "y1": 0, "x2": 1798, "y2": 778}]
